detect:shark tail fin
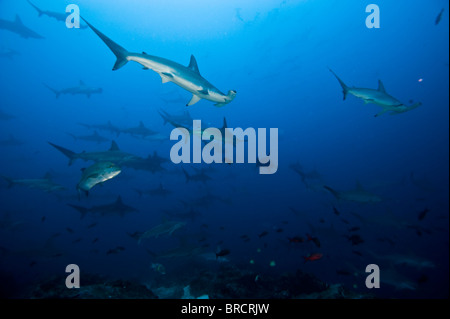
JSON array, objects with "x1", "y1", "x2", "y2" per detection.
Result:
[
  {"x1": 48, "y1": 142, "x2": 77, "y2": 166},
  {"x1": 328, "y1": 68, "x2": 349, "y2": 100},
  {"x1": 323, "y1": 185, "x2": 340, "y2": 199},
  {"x1": 1, "y1": 176, "x2": 14, "y2": 188},
  {"x1": 67, "y1": 204, "x2": 88, "y2": 219},
  {"x1": 27, "y1": 0, "x2": 44, "y2": 16},
  {"x1": 43, "y1": 84, "x2": 60, "y2": 98},
  {"x1": 81, "y1": 17, "x2": 130, "y2": 71}
]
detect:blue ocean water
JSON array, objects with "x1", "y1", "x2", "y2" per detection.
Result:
[{"x1": 0, "y1": 0, "x2": 448, "y2": 299}]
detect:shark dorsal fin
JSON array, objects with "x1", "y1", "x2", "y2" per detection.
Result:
[
  {"x1": 159, "y1": 183, "x2": 163, "y2": 189},
  {"x1": 15, "y1": 15, "x2": 23, "y2": 25},
  {"x1": 93, "y1": 131, "x2": 99, "y2": 136},
  {"x1": 222, "y1": 117, "x2": 228, "y2": 131},
  {"x1": 188, "y1": 55, "x2": 200, "y2": 74},
  {"x1": 377, "y1": 80, "x2": 386, "y2": 93},
  {"x1": 139, "y1": 121, "x2": 145, "y2": 128},
  {"x1": 116, "y1": 196, "x2": 123, "y2": 204},
  {"x1": 109, "y1": 141, "x2": 120, "y2": 151},
  {"x1": 79, "y1": 80, "x2": 86, "y2": 86},
  {"x1": 355, "y1": 181, "x2": 364, "y2": 191}
]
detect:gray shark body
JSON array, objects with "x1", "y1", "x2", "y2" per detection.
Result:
[
  {"x1": 324, "y1": 183, "x2": 382, "y2": 204},
  {"x1": 0, "y1": 15, "x2": 44, "y2": 39},
  {"x1": 78, "y1": 121, "x2": 121, "y2": 137},
  {"x1": 138, "y1": 220, "x2": 186, "y2": 243},
  {"x1": 67, "y1": 130, "x2": 110, "y2": 144},
  {"x1": 1, "y1": 174, "x2": 65, "y2": 193},
  {"x1": 122, "y1": 151, "x2": 169, "y2": 174},
  {"x1": 329, "y1": 68, "x2": 422, "y2": 117},
  {"x1": 158, "y1": 109, "x2": 193, "y2": 127},
  {"x1": 0, "y1": 135, "x2": 25, "y2": 146},
  {"x1": 44, "y1": 81, "x2": 102, "y2": 98},
  {"x1": 0, "y1": 109, "x2": 15, "y2": 121},
  {"x1": 48, "y1": 140, "x2": 139, "y2": 166},
  {"x1": 134, "y1": 183, "x2": 172, "y2": 198},
  {"x1": 77, "y1": 161, "x2": 121, "y2": 198},
  {"x1": 68, "y1": 196, "x2": 138, "y2": 219},
  {"x1": 27, "y1": 0, "x2": 88, "y2": 28},
  {"x1": 0, "y1": 47, "x2": 20, "y2": 59},
  {"x1": 120, "y1": 121, "x2": 157, "y2": 138},
  {"x1": 82, "y1": 18, "x2": 236, "y2": 107}
]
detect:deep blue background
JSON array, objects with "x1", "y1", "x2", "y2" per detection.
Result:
[{"x1": 0, "y1": 0, "x2": 448, "y2": 298}]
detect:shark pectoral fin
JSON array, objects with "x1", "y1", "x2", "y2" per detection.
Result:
[
  {"x1": 160, "y1": 72, "x2": 173, "y2": 84},
  {"x1": 374, "y1": 109, "x2": 388, "y2": 117},
  {"x1": 198, "y1": 89, "x2": 209, "y2": 95},
  {"x1": 187, "y1": 94, "x2": 201, "y2": 106},
  {"x1": 214, "y1": 102, "x2": 228, "y2": 107},
  {"x1": 142, "y1": 67, "x2": 149, "y2": 70}
]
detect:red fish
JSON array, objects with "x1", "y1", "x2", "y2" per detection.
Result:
[
  {"x1": 288, "y1": 236, "x2": 304, "y2": 243},
  {"x1": 303, "y1": 253, "x2": 323, "y2": 263}
]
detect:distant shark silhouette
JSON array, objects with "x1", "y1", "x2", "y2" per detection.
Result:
[{"x1": 0, "y1": 15, "x2": 44, "y2": 39}]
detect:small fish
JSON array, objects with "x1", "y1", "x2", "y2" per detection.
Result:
[
  {"x1": 332, "y1": 206, "x2": 340, "y2": 216},
  {"x1": 340, "y1": 218, "x2": 350, "y2": 225},
  {"x1": 352, "y1": 250, "x2": 363, "y2": 257},
  {"x1": 288, "y1": 236, "x2": 304, "y2": 244},
  {"x1": 418, "y1": 208, "x2": 430, "y2": 221},
  {"x1": 66, "y1": 227, "x2": 74, "y2": 234},
  {"x1": 216, "y1": 249, "x2": 231, "y2": 259},
  {"x1": 258, "y1": 231, "x2": 269, "y2": 238},
  {"x1": 72, "y1": 238, "x2": 82, "y2": 244},
  {"x1": 92, "y1": 237, "x2": 99, "y2": 244},
  {"x1": 41, "y1": 216, "x2": 46, "y2": 223},
  {"x1": 274, "y1": 228, "x2": 283, "y2": 233},
  {"x1": 346, "y1": 234, "x2": 364, "y2": 246},
  {"x1": 106, "y1": 246, "x2": 125, "y2": 255},
  {"x1": 303, "y1": 253, "x2": 323, "y2": 263},
  {"x1": 336, "y1": 269, "x2": 351, "y2": 276},
  {"x1": 87, "y1": 222, "x2": 98, "y2": 229},
  {"x1": 306, "y1": 234, "x2": 321, "y2": 248},
  {"x1": 435, "y1": 8, "x2": 445, "y2": 25},
  {"x1": 348, "y1": 226, "x2": 361, "y2": 232}
]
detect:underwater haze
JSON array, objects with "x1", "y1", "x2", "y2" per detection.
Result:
[{"x1": 0, "y1": 0, "x2": 448, "y2": 299}]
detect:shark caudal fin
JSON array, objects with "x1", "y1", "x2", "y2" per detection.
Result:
[
  {"x1": 43, "y1": 83, "x2": 61, "y2": 98},
  {"x1": 26, "y1": 0, "x2": 44, "y2": 16},
  {"x1": 328, "y1": 68, "x2": 350, "y2": 100},
  {"x1": 48, "y1": 142, "x2": 77, "y2": 166},
  {"x1": 81, "y1": 17, "x2": 130, "y2": 71},
  {"x1": 67, "y1": 204, "x2": 89, "y2": 219},
  {"x1": 1, "y1": 176, "x2": 14, "y2": 188}
]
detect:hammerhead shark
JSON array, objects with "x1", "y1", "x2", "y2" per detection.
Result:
[
  {"x1": 329, "y1": 68, "x2": 422, "y2": 117},
  {"x1": 0, "y1": 15, "x2": 44, "y2": 39},
  {"x1": 26, "y1": 0, "x2": 87, "y2": 28},
  {"x1": 44, "y1": 80, "x2": 103, "y2": 98},
  {"x1": 82, "y1": 18, "x2": 236, "y2": 107}
]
